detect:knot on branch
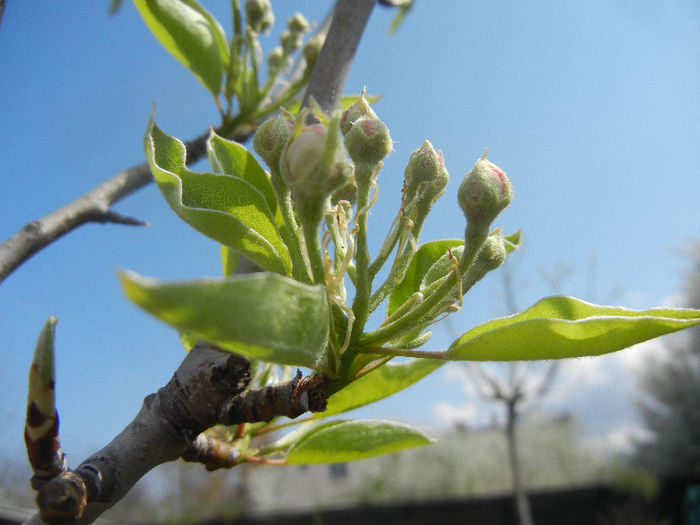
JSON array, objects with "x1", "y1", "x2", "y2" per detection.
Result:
[{"x1": 218, "y1": 370, "x2": 328, "y2": 425}]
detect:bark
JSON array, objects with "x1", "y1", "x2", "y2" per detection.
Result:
[{"x1": 25, "y1": 342, "x2": 327, "y2": 525}]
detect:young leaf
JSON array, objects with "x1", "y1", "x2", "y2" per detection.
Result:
[
  {"x1": 448, "y1": 296, "x2": 700, "y2": 361},
  {"x1": 134, "y1": 0, "x2": 229, "y2": 96},
  {"x1": 388, "y1": 239, "x2": 463, "y2": 315},
  {"x1": 121, "y1": 271, "x2": 330, "y2": 368},
  {"x1": 316, "y1": 359, "x2": 444, "y2": 419},
  {"x1": 207, "y1": 130, "x2": 282, "y2": 228},
  {"x1": 286, "y1": 419, "x2": 432, "y2": 464},
  {"x1": 145, "y1": 117, "x2": 291, "y2": 275}
]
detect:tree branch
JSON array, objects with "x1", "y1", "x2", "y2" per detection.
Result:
[
  {"x1": 24, "y1": 342, "x2": 328, "y2": 525},
  {"x1": 301, "y1": 0, "x2": 377, "y2": 115}
]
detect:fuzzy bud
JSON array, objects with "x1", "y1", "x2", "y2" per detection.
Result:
[
  {"x1": 245, "y1": 0, "x2": 274, "y2": 33},
  {"x1": 267, "y1": 46, "x2": 286, "y2": 74},
  {"x1": 403, "y1": 140, "x2": 449, "y2": 208},
  {"x1": 344, "y1": 118, "x2": 393, "y2": 166},
  {"x1": 287, "y1": 13, "x2": 310, "y2": 34},
  {"x1": 303, "y1": 32, "x2": 325, "y2": 71},
  {"x1": 281, "y1": 30, "x2": 303, "y2": 54},
  {"x1": 458, "y1": 153, "x2": 513, "y2": 231},
  {"x1": 476, "y1": 230, "x2": 507, "y2": 272},
  {"x1": 340, "y1": 92, "x2": 377, "y2": 136},
  {"x1": 253, "y1": 115, "x2": 294, "y2": 171},
  {"x1": 279, "y1": 121, "x2": 352, "y2": 199}
]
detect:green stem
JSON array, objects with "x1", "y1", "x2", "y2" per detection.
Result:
[
  {"x1": 341, "y1": 167, "x2": 374, "y2": 375},
  {"x1": 360, "y1": 231, "x2": 486, "y2": 347},
  {"x1": 360, "y1": 346, "x2": 449, "y2": 361},
  {"x1": 297, "y1": 199, "x2": 326, "y2": 285}
]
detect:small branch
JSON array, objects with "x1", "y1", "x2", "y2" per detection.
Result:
[
  {"x1": 219, "y1": 370, "x2": 328, "y2": 424},
  {"x1": 0, "y1": 124, "x2": 255, "y2": 286},
  {"x1": 25, "y1": 342, "x2": 330, "y2": 524},
  {"x1": 301, "y1": 0, "x2": 377, "y2": 115}
]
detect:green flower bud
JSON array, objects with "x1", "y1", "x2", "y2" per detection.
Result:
[
  {"x1": 279, "y1": 121, "x2": 352, "y2": 199},
  {"x1": 267, "y1": 46, "x2": 286, "y2": 74},
  {"x1": 253, "y1": 115, "x2": 294, "y2": 171},
  {"x1": 344, "y1": 118, "x2": 393, "y2": 166},
  {"x1": 458, "y1": 153, "x2": 513, "y2": 230},
  {"x1": 303, "y1": 32, "x2": 325, "y2": 72},
  {"x1": 245, "y1": 0, "x2": 274, "y2": 33},
  {"x1": 340, "y1": 91, "x2": 377, "y2": 136},
  {"x1": 281, "y1": 30, "x2": 303, "y2": 55},
  {"x1": 403, "y1": 140, "x2": 449, "y2": 210},
  {"x1": 476, "y1": 229, "x2": 507, "y2": 272},
  {"x1": 287, "y1": 12, "x2": 310, "y2": 34}
]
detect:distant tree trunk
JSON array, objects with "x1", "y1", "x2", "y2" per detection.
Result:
[{"x1": 506, "y1": 398, "x2": 534, "y2": 525}]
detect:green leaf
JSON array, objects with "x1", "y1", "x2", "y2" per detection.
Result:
[
  {"x1": 207, "y1": 130, "x2": 282, "y2": 228},
  {"x1": 286, "y1": 419, "x2": 432, "y2": 464},
  {"x1": 504, "y1": 230, "x2": 521, "y2": 253},
  {"x1": 133, "y1": 0, "x2": 228, "y2": 96},
  {"x1": 121, "y1": 271, "x2": 330, "y2": 367},
  {"x1": 448, "y1": 296, "x2": 700, "y2": 361},
  {"x1": 388, "y1": 239, "x2": 463, "y2": 315},
  {"x1": 145, "y1": 117, "x2": 291, "y2": 275},
  {"x1": 220, "y1": 245, "x2": 240, "y2": 277},
  {"x1": 284, "y1": 94, "x2": 382, "y2": 117},
  {"x1": 317, "y1": 359, "x2": 444, "y2": 419}
]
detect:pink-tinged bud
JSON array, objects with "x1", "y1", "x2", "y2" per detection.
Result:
[
  {"x1": 279, "y1": 119, "x2": 352, "y2": 199},
  {"x1": 344, "y1": 118, "x2": 393, "y2": 166},
  {"x1": 340, "y1": 91, "x2": 378, "y2": 136},
  {"x1": 280, "y1": 124, "x2": 327, "y2": 185},
  {"x1": 404, "y1": 140, "x2": 449, "y2": 207},
  {"x1": 253, "y1": 115, "x2": 294, "y2": 171},
  {"x1": 245, "y1": 0, "x2": 274, "y2": 33},
  {"x1": 458, "y1": 153, "x2": 512, "y2": 230}
]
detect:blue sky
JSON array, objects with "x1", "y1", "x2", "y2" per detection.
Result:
[{"x1": 1, "y1": 0, "x2": 699, "y2": 485}]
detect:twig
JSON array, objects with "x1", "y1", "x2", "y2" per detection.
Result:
[
  {"x1": 25, "y1": 342, "x2": 328, "y2": 525},
  {"x1": 301, "y1": 0, "x2": 377, "y2": 115}
]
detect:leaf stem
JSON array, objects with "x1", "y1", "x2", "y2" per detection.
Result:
[{"x1": 360, "y1": 346, "x2": 449, "y2": 361}]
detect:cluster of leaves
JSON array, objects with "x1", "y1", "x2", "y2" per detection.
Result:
[{"x1": 116, "y1": 0, "x2": 700, "y2": 465}]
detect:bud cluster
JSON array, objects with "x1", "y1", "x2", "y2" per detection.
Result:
[{"x1": 245, "y1": 0, "x2": 274, "y2": 34}]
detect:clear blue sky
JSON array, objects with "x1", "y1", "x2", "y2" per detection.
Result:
[{"x1": 1, "y1": 0, "x2": 699, "y2": 484}]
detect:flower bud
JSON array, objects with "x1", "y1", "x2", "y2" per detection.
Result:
[
  {"x1": 287, "y1": 13, "x2": 310, "y2": 34},
  {"x1": 340, "y1": 91, "x2": 377, "y2": 136},
  {"x1": 279, "y1": 120, "x2": 352, "y2": 199},
  {"x1": 267, "y1": 46, "x2": 286, "y2": 74},
  {"x1": 403, "y1": 140, "x2": 449, "y2": 209},
  {"x1": 245, "y1": 0, "x2": 274, "y2": 33},
  {"x1": 475, "y1": 229, "x2": 507, "y2": 272},
  {"x1": 344, "y1": 118, "x2": 393, "y2": 166},
  {"x1": 303, "y1": 32, "x2": 325, "y2": 71},
  {"x1": 253, "y1": 115, "x2": 294, "y2": 171},
  {"x1": 458, "y1": 153, "x2": 512, "y2": 230},
  {"x1": 281, "y1": 30, "x2": 303, "y2": 54}
]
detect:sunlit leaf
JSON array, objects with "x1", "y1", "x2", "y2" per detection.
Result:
[
  {"x1": 388, "y1": 239, "x2": 463, "y2": 315},
  {"x1": 121, "y1": 271, "x2": 329, "y2": 367},
  {"x1": 286, "y1": 419, "x2": 432, "y2": 464},
  {"x1": 448, "y1": 296, "x2": 700, "y2": 361},
  {"x1": 134, "y1": 0, "x2": 228, "y2": 96},
  {"x1": 316, "y1": 359, "x2": 443, "y2": 418},
  {"x1": 207, "y1": 131, "x2": 280, "y2": 223},
  {"x1": 145, "y1": 117, "x2": 291, "y2": 275}
]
